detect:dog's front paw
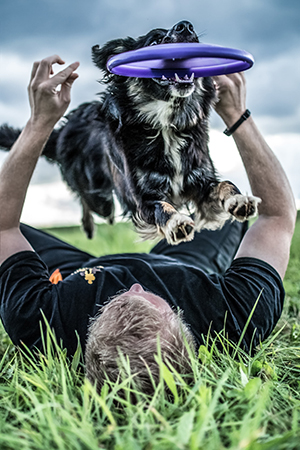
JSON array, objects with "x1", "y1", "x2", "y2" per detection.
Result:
[
  {"x1": 161, "y1": 213, "x2": 195, "y2": 245},
  {"x1": 224, "y1": 194, "x2": 261, "y2": 222}
]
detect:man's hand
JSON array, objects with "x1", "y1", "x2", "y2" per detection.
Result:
[
  {"x1": 28, "y1": 55, "x2": 79, "y2": 130},
  {"x1": 213, "y1": 72, "x2": 247, "y2": 128}
]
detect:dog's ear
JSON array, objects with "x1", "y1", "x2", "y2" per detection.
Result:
[{"x1": 92, "y1": 37, "x2": 137, "y2": 72}]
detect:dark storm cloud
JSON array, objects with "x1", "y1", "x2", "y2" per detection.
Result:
[
  {"x1": 1, "y1": 0, "x2": 95, "y2": 43},
  {"x1": 198, "y1": 0, "x2": 300, "y2": 57},
  {"x1": 1, "y1": 0, "x2": 299, "y2": 132},
  {"x1": 1, "y1": 0, "x2": 299, "y2": 57}
]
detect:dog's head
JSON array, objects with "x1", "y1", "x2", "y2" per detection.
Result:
[{"x1": 92, "y1": 21, "x2": 214, "y2": 101}]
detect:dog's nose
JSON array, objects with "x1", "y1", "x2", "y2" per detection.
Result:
[{"x1": 173, "y1": 21, "x2": 195, "y2": 36}]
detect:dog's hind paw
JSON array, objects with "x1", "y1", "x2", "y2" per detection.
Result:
[
  {"x1": 224, "y1": 194, "x2": 261, "y2": 222},
  {"x1": 82, "y1": 215, "x2": 95, "y2": 239},
  {"x1": 161, "y1": 213, "x2": 195, "y2": 245},
  {"x1": 81, "y1": 202, "x2": 95, "y2": 239}
]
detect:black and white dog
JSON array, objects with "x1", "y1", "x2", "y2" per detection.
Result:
[{"x1": 0, "y1": 21, "x2": 260, "y2": 244}]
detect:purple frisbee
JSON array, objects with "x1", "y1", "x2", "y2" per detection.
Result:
[{"x1": 107, "y1": 43, "x2": 254, "y2": 78}]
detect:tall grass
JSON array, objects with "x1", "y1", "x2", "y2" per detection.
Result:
[{"x1": 1, "y1": 218, "x2": 300, "y2": 449}]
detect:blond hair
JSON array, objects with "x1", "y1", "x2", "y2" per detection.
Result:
[{"x1": 85, "y1": 292, "x2": 196, "y2": 397}]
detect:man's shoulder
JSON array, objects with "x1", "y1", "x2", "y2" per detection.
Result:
[{"x1": 0, "y1": 250, "x2": 45, "y2": 276}]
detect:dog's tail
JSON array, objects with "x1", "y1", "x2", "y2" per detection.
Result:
[
  {"x1": 0, "y1": 124, "x2": 22, "y2": 151},
  {"x1": 0, "y1": 124, "x2": 59, "y2": 160}
]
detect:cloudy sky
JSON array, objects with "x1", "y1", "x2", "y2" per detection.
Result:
[{"x1": 0, "y1": 0, "x2": 299, "y2": 227}]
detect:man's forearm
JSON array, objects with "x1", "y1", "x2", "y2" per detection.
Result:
[
  {"x1": 0, "y1": 120, "x2": 52, "y2": 231},
  {"x1": 213, "y1": 72, "x2": 296, "y2": 228},
  {"x1": 230, "y1": 116, "x2": 296, "y2": 226}
]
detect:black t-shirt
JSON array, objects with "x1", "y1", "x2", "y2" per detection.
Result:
[{"x1": 0, "y1": 250, "x2": 284, "y2": 356}]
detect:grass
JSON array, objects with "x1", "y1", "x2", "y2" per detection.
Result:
[
  {"x1": 42, "y1": 221, "x2": 154, "y2": 256},
  {"x1": 1, "y1": 216, "x2": 300, "y2": 449}
]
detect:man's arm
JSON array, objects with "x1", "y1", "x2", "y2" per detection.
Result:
[
  {"x1": 213, "y1": 73, "x2": 297, "y2": 279},
  {"x1": 0, "y1": 55, "x2": 79, "y2": 266}
]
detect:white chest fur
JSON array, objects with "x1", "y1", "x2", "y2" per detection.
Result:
[
  {"x1": 138, "y1": 98, "x2": 190, "y2": 205},
  {"x1": 161, "y1": 128, "x2": 185, "y2": 204}
]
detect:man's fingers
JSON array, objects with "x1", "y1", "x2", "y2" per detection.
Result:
[
  {"x1": 33, "y1": 55, "x2": 65, "y2": 84},
  {"x1": 28, "y1": 55, "x2": 79, "y2": 122},
  {"x1": 29, "y1": 61, "x2": 40, "y2": 85},
  {"x1": 60, "y1": 71, "x2": 79, "y2": 101},
  {"x1": 212, "y1": 74, "x2": 223, "y2": 83},
  {"x1": 50, "y1": 61, "x2": 80, "y2": 90},
  {"x1": 29, "y1": 57, "x2": 79, "y2": 101},
  {"x1": 213, "y1": 72, "x2": 246, "y2": 87}
]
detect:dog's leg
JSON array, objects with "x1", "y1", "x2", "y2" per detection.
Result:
[
  {"x1": 133, "y1": 201, "x2": 195, "y2": 245},
  {"x1": 81, "y1": 199, "x2": 95, "y2": 239},
  {"x1": 194, "y1": 181, "x2": 261, "y2": 231}
]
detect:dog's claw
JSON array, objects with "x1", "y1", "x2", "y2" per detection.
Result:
[
  {"x1": 161, "y1": 213, "x2": 195, "y2": 245},
  {"x1": 225, "y1": 194, "x2": 261, "y2": 222}
]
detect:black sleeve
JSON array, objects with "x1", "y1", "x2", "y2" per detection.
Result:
[
  {"x1": 220, "y1": 257, "x2": 285, "y2": 352},
  {"x1": 0, "y1": 251, "x2": 71, "y2": 353}
]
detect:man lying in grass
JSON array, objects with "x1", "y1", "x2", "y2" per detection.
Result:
[{"x1": 0, "y1": 54, "x2": 296, "y2": 397}]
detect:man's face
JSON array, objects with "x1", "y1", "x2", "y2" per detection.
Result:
[{"x1": 117, "y1": 283, "x2": 173, "y2": 313}]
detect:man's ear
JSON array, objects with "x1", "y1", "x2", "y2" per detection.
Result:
[{"x1": 92, "y1": 37, "x2": 137, "y2": 72}]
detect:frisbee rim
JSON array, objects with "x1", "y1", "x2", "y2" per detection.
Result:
[{"x1": 107, "y1": 43, "x2": 254, "y2": 78}]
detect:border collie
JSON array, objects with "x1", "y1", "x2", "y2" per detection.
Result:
[{"x1": 0, "y1": 20, "x2": 260, "y2": 244}]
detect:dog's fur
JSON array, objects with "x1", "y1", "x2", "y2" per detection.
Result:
[{"x1": 0, "y1": 21, "x2": 260, "y2": 244}]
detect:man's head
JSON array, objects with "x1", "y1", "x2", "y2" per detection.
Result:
[{"x1": 85, "y1": 284, "x2": 196, "y2": 397}]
